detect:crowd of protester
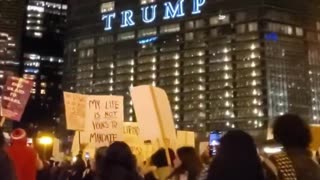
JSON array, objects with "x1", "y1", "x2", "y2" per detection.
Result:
[{"x1": 1, "y1": 113, "x2": 320, "y2": 180}]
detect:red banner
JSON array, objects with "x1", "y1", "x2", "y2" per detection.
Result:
[{"x1": 1, "y1": 76, "x2": 33, "y2": 121}]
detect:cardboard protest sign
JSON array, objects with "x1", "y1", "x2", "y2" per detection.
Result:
[
  {"x1": 124, "y1": 122, "x2": 144, "y2": 162},
  {"x1": 1, "y1": 76, "x2": 33, "y2": 121},
  {"x1": 63, "y1": 92, "x2": 86, "y2": 130},
  {"x1": 199, "y1": 142, "x2": 209, "y2": 155},
  {"x1": 177, "y1": 131, "x2": 195, "y2": 148},
  {"x1": 81, "y1": 95, "x2": 124, "y2": 148},
  {"x1": 310, "y1": 125, "x2": 320, "y2": 151},
  {"x1": 131, "y1": 85, "x2": 177, "y2": 148}
]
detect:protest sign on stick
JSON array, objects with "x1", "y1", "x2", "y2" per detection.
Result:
[
  {"x1": 1, "y1": 76, "x2": 33, "y2": 122},
  {"x1": 124, "y1": 122, "x2": 144, "y2": 162},
  {"x1": 131, "y1": 85, "x2": 177, "y2": 165},
  {"x1": 81, "y1": 95, "x2": 124, "y2": 148},
  {"x1": 63, "y1": 92, "x2": 86, "y2": 130}
]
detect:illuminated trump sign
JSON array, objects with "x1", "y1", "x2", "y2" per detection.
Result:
[{"x1": 102, "y1": 0, "x2": 206, "y2": 31}]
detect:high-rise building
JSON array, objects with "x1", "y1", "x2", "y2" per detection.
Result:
[
  {"x1": 0, "y1": 0, "x2": 25, "y2": 91},
  {"x1": 65, "y1": 0, "x2": 320, "y2": 138},
  {"x1": 21, "y1": 0, "x2": 67, "y2": 126}
]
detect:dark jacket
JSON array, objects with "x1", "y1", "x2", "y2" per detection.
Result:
[
  {"x1": 0, "y1": 149, "x2": 16, "y2": 180},
  {"x1": 286, "y1": 148, "x2": 320, "y2": 180},
  {"x1": 265, "y1": 148, "x2": 320, "y2": 180}
]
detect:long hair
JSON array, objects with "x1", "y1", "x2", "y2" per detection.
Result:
[
  {"x1": 100, "y1": 141, "x2": 141, "y2": 180},
  {"x1": 169, "y1": 147, "x2": 202, "y2": 180},
  {"x1": 150, "y1": 148, "x2": 176, "y2": 168},
  {"x1": 94, "y1": 146, "x2": 107, "y2": 177},
  {"x1": 206, "y1": 130, "x2": 265, "y2": 180}
]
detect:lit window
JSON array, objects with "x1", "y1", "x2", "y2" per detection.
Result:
[
  {"x1": 141, "y1": 0, "x2": 155, "y2": 5},
  {"x1": 209, "y1": 14, "x2": 230, "y2": 25},
  {"x1": 252, "y1": 80, "x2": 257, "y2": 86},
  {"x1": 138, "y1": 28, "x2": 157, "y2": 37},
  {"x1": 236, "y1": 24, "x2": 246, "y2": 34},
  {"x1": 185, "y1": 21, "x2": 194, "y2": 29},
  {"x1": 296, "y1": 27, "x2": 303, "y2": 36},
  {"x1": 250, "y1": 44, "x2": 256, "y2": 50},
  {"x1": 248, "y1": 22, "x2": 258, "y2": 32},
  {"x1": 101, "y1": 2, "x2": 114, "y2": 13},
  {"x1": 40, "y1": 89, "x2": 46, "y2": 95},
  {"x1": 185, "y1": 32, "x2": 194, "y2": 41},
  {"x1": 117, "y1": 31, "x2": 135, "y2": 41},
  {"x1": 160, "y1": 24, "x2": 180, "y2": 34},
  {"x1": 287, "y1": 26, "x2": 293, "y2": 35}
]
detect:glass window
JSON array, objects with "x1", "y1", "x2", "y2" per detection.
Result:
[
  {"x1": 267, "y1": 23, "x2": 293, "y2": 35},
  {"x1": 97, "y1": 35, "x2": 113, "y2": 44},
  {"x1": 209, "y1": 14, "x2": 230, "y2": 26},
  {"x1": 210, "y1": 29, "x2": 218, "y2": 37},
  {"x1": 296, "y1": 27, "x2": 303, "y2": 36},
  {"x1": 87, "y1": 49, "x2": 94, "y2": 57},
  {"x1": 248, "y1": 22, "x2": 258, "y2": 32},
  {"x1": 236, "y1": 24, "x2": 246, "y2": 33},
  {"x1": 138, "y1": 28, "x2": 157, "y2": 38},
  {"x1": 185, "y1": 32, "x2": 194, "y2": 41},
  {"x1": 316, "y1": 22, "x2": 320, "y2": 30},
  {"x1": 117, "y1": 31, "x2": 135, "y2": 41},
  {"x1": 160, "y1": 24, "x2": 180, "y2": 34},
  {"x1": 101, "y1": 2, "x2": 114, "y2": 13},
  {"x1": 79, "y1": 50, "x2": 86, "y2": 58},
  {"x1": 141, "y1": 0, "x2": 155, "y2": 5},
  {"x1": 185, "y1": 21, "x2": 194, "y2": 30},
  {"x1": 236, "y1": 12, "x2": 246, "y2": 21},
  {"x1": 78, "y1": 38, "x2": 94, "y2": 48},
  {"x1": 195, "y1": 19, "x2": 205, "y2": 28}
]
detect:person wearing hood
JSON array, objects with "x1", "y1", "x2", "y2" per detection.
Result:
[{"x1": 7, "y1": 128, "x2": 40, "y2": 180}]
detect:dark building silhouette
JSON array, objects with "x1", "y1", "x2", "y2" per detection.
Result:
[
  {"x1": 65, "y1": 0, "x2": 320, "y2": 138},
  {"x1": 0, "y1": 0, "x2": 25, "y2": 91},
  {"x1": 21, "y1": 0, "x2": 67, "y2": 127}
]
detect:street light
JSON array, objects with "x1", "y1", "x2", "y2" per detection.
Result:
[
  {"x1": 39, "y1": 136, "x2": 53, "y2": 145},
  {"x1": 38, "y1": 136, "x2": 53, "y2": 160}
]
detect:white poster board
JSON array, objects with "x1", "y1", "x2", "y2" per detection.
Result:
[
  {"x1": 81, "y1": 95, "x2": 124, "y2": 148},
  {"x1": 131, "y1": 85, "x2": 177, "y2": 148},
  {"x1": 63, "y1": 92, "x2": 86, "y2": 130},
  {"x1": 177, "y1": 131, "x2": 195, "y2": 148}
]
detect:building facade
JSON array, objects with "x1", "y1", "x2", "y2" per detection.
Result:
[
  {"x1": 21, "y1": 0, "x2": 67, "y2": 126},
  {"x1": 65, "y1": 0, "x2": 320, "y2": 138},
  {"x1": 0, "y1": 0, "x2": 25, "y2": 91}
]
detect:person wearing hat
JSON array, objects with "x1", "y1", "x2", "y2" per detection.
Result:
[{"x1": 7, "y1": 128, "x2": 40, "y2": 180}]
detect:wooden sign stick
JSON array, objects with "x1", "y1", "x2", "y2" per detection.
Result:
[{"x1": 0, "y1": 117, "x2": 5, "y2": 127}]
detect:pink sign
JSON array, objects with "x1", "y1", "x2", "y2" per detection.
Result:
[{"x1": 1, "y1": 76, "x2": 33, "y2": 121}]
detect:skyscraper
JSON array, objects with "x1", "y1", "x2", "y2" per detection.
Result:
[
  {"x1": 0, "y1": 0, "x2": 25, "y2": 91},
  {"x1": 65, "y1": 0, "x2": 320, "y2": 138},
  {"x1": 21, "y1": 0, "x2": 67, "y2": 126}
]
